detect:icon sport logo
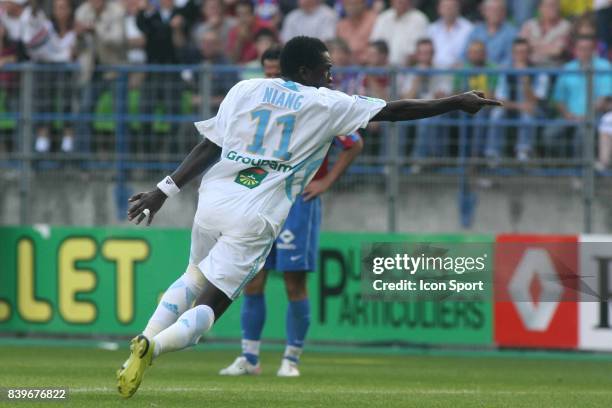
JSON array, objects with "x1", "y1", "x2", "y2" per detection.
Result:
[{"x1": 234, "y1": 167, "x2": 269, "y2": 189}]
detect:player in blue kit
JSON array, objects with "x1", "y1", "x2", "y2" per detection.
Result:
[
  {"x1": 219, "y1": 47, "x2": 363, "y2": 377},
  {"x1": 117, "y1": 36, "x2": 501, "y2": 398}
]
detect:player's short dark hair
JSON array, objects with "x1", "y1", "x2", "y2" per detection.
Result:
[
  {"x1": 261, "y1": 45, "x2": 282, "y2": 65},
  {"x1": 280, "y1": 36, "x2": 328, "y2": 77},
  {"x1": 236, "y1": 0, "x2": 254, "y2": 13},
  {"x1": 368, "y1": 40, "x2": 389, "y2": 56}
]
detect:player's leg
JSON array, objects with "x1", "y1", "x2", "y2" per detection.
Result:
[
  {"x1": 140, "y1": 224, "x2": 219, "y2": 338},
  {"x1": 242, "y1": 269, "x2": 268, "y2": 365},
  {"x1": 118, "y1": 225, "x2": 275, "y2": 397},
  {"x1": 219, "y1": 267, "x2": 269, "y2": 375},
  {"x1": 276, "y1": 195, "x2": 321, "y2": 377},
  {"x1": 141, "y1": 264, "x2": 207, "y2": 339},
  {"x1": 117, "y1": 224, "x2": 221, "y2": 398},
  {"x1": 152, "y1": 273, "x2": 231, "y2": 358},
  {"x1": 116, "y1": 269, "x2": 221, "y2": 399},
  {"x1": 279, "y1": 271, "x2": 310, "y2": 377}
]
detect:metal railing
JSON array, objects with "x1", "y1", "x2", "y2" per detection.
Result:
[{"x1": 0, "y1": 63, "x2": 610, "y2": 231}]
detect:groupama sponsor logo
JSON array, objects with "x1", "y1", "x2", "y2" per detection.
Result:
[{"x1": 226, "y1": 150, "x2": 293, "y2": 173}]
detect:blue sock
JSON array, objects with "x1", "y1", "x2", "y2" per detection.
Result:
[
  {"x1": 285, "y1": 299, "x2": 310, "y2": 363},
  {"x1": 241, "y1": 294, "x2": 265, "y2": 365}
]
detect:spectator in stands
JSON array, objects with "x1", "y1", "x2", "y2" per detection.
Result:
[
  {"x1": 519, "y1": 0, "x2": 571, "y2": 67},
  {"x1": 124, "y1": 0, "x2": 146, "y2": 66},
  {"x1": 0, "y1": 21, "x2": 17, "y2": 70},
  {"x1": 362, "y1": 40, "x2": 388, "y2": 153},
  {"x1": 52, "y1": 0, "x2": 76, "y2": 150},
  {"x1": 190, "y1": 0, "x2": 236, "y2": 50},
  {"x1": 75, "y1": 0, "x2": 126, "y2": 81},
  {"x1": 21, "y1": 0, "x2": 76, "y2": 152},
  {"x1": 464, "y1": 0, "x2": 517, "y2": 66},
  {"x1": 427, "y1": 0, "x2": 473, "y2": 68},
  {"x1": 0, "y1": 21, "x2": 18, "y2": 153},
  {"x1": 573, "y1": 13, "x2": 597, "y2": 37},
  {"x1": 456, "y1": 40, "x2": 498, "y2": 159},
  {"x1": 188, "y1": 30, "x2": 238, "y2": 112},
  {"x1": 136, "y1": 0, "x2": 186, "y2": 64},
  {"x1": 123, "y1": 0, "x2": 146, "y2": 151},
  {"x1": 51, "y1": 0, "x2": 75, "y2": 60},
  {"x1": 328, "y1": 38, "x2": 364, "y2": 95},
  {"x1": 544, "y1": 35, "x2": 612, "y2": 157},
  {"x1": 241, "y1": 28, "x2": 279, "y2": 79},
  {"x1": 401, "y1": 38, "x2": 452, "y2": 171},
  {"x1": 491, "y1": 38, "x2": 549, "y2": 161},
  {"x1": 508, "y1": 0, "x2": 539, "y2": 27},
  {"x1": 281, "y1": 0, "x2": 337, "y2": 43},
  {"x1": 594, "y1": 0, "x2": 611, "y2": 57},
  {"x1": 336, "y1": 0, "x2": 376, "y2": 64},
  {"x1": 227, "y1": 0, "x2": 272, "y2": 63},
  {"x1": 0, "y1": 0, "x2": 26, "y2": 44},
  {"x1": 136, "y1": 0, "x2": 187, "y2": 139},
  {"x1": 595, "y1": 97, "x2": 612, "y2": 172},
  {"x1": 74, "y1": 0, "x2": 126, "y2": 150},
  {"x1": 370, "y1": 0, "x2": 428, "y2": 66},
  {"x1": 568, "y1": 14, "x2": 606, "y2": 59},
  {"x1": 363, "y1": 40, "x2": 389, "y2": 100},
  {"x1": 260, "y1": 45, "x2": 282, "y2": 76}
]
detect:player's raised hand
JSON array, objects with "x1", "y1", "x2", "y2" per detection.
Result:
[
  {"x1": 457, "y1": 90, "x2": 502, "y2": 114},
  {"x1": 127, "y1": 189, "x2": 167, "y2": 226}
]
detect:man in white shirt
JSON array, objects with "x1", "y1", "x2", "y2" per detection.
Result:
[
  {"x1": 280, "y1": 0, "x2": 337, "y2": 43},
  {"x1": 370, "y1": 0, "x2": 429, "y2": 66},
  {"x1": 0, "y1": 0, "x2": 26, "y2": 42},
  {"x1": 116, "y1": 36, "x2": 501, "y2": 399},
  {"x1": 427, "y1": 0, "x2": 473, "y2": 68}
]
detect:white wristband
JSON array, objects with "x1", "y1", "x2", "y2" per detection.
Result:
[{"x1": 157, "y1": 176, "x2": 180, "y2": 198}]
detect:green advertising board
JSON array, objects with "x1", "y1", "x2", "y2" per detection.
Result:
[{"x1": 0, "y1": 227, "x2": 493, "y2": 346}]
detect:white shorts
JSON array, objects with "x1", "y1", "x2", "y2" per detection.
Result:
[{"x1": 189, "y1": 222, "x2": 275, "y2": 300}]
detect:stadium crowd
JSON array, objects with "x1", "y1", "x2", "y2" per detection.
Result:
[{"x1": 0, "y1": 0, "x2": 610, "y2": 166}]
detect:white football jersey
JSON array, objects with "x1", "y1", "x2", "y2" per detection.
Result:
[{"x1": 193, "y1": 78, "x2": 386, "y2": 236}]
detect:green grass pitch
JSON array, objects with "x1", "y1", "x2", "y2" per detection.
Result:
[{"x1": 1, "y1": 345, "x2": 612, "y2": 407}]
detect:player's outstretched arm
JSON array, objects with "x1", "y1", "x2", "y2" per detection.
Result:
[
  {"x1": 370, "y1": 91, "x2": 502, "y2": 122},
  {"x1": 127, "y1": 139, "x2": 221, "y2": 225}
]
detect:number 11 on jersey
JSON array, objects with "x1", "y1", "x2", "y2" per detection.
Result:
[{"x1": 247, "y1": 109, "x2": 295, "y2": 160}]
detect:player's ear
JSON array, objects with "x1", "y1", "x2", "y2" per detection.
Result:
[{"x1": 297, "y1": 66, "x2": 310, "y2": 83}]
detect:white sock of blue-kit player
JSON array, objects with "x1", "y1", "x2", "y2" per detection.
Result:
[
  {"x1": 283, "y1": 345, "x2": 303, "y2": 363},
  {"x1": 142, "y1": 265, "x2": 205, "y2": 339},
  {"x1": 152, "y1": 305, "x2": 215, "y2": 358}
]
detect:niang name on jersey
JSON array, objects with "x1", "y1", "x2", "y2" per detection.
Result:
[
  {"x1": 226, "y1": 150, "x2": 293, "y2": 173},
  {"x1": 262, "y1": 87, "x2": 304, "y2": 111}
]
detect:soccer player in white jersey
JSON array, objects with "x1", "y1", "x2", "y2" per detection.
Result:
[
  {"x1": 220, "y1": 46, "x2": 364, "y2": 378},
  {"x1": 116, "y1": 36, "x2": 501, "y2": 398}
]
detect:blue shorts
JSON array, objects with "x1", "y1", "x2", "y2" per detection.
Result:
[{"x1": 264, "y1": 195, "x2": 321, "y2": 272}]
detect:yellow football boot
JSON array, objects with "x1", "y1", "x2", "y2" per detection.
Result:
[{"x1": 116, "y1": 335, "x2": 154, "y2": 398}]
